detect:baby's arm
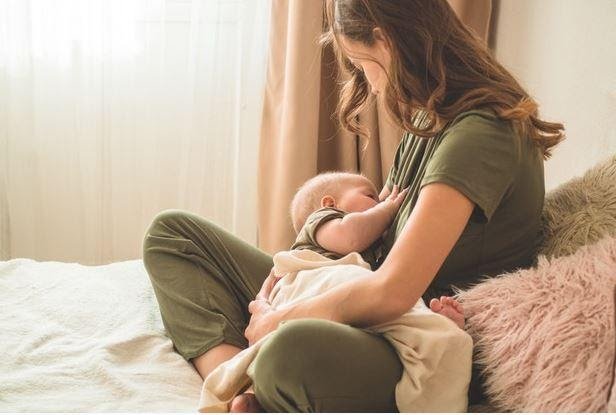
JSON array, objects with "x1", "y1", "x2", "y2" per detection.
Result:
[{"x1": 315, "y1": 185, "x2": 408, "y2": 255}]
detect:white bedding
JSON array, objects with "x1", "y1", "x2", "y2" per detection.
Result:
[{"x1": 0, "y1": 258, "x2": 202, "y2": 412}]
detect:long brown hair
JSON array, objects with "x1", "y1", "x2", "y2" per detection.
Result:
[{"x1": 322, "y1": 0, "x2": 564, "y2": 159}]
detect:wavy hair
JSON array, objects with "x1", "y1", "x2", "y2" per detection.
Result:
[{"x1": 322, "y1": 0, "x2": 564, "y2": 159}]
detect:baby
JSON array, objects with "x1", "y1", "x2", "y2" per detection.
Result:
[
  {"x1": 229, "y1": 172, "x2": 464, "y2": 412},
  {"x1": 290, "y1": 171, "x2": 464, "y2": 327}
]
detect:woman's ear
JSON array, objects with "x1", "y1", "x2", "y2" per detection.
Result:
[
  {"x1": 372, "y1": 27, "x2": 390, "y2": 51},
  {"x1": 321, "y1": 195, "x2": 336, "y2": 208}
]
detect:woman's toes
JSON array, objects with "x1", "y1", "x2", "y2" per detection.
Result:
[
  {"x1": 230, "y1": 393, "x2": 262, "y2": 413},
  {"x1": 229, "y1": 396, "x2": 245, "y2": 413},
  {"x1": 229, "y1": 394, "x2": 250, "y2": 412},
  {"x1": 244, "y1": 394, "x2": 263, "y2": 412}
]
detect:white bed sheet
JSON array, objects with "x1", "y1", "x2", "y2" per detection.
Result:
[{"x1": 0, "y1": 258, "x2": 202, "y2": 412}]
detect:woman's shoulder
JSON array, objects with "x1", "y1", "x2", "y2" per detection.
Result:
[
  {"x1": 440, "y1": 107, "x2": 524, "y2": 161},
  {"x1": 445, "y1": 108, "x2": 513, "y2": 136},
  {"x1": 395, "y1": 107, "x2": 527, "y2": 171},
  {"x1": 421, "y1": 108, "x2": 534, "y2": 223}
]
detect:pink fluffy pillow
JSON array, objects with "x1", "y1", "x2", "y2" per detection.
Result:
[{"x1": 458, "y1": 236, "x2": 616, "y2": 412}]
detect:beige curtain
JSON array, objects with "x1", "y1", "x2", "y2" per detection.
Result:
[{"x1": 258, "y1": 0, "x2": 493, "y2": 254}]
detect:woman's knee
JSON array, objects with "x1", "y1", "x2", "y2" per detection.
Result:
[
  {"x1": 145, "y1": 209, "x2": 195, "y2": 238},
  {"x1": 252, "y1": 319, "x2": 324, "y2": 380},
  {"x1": 250, "y1": 319, "x2": 328, "y2": 411},
  {"x1": 142, "y1": 209, "x2": 214, "y2": 259},
  {"x1": 250, "y1": 318, "x2": 401, "y2": 412}
]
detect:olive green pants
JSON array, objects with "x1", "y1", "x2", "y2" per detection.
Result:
[{"x1": 142, "y1": 209, "x2": 402, "y2": 412}]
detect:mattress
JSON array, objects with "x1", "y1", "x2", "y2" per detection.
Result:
[{"x1": 0, "y1": 258, "x2": 202, "y2": 412}]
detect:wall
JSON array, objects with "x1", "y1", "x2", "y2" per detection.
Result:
[{"x1": 493, "y1": 0, "x2": 616, "y2": 191}]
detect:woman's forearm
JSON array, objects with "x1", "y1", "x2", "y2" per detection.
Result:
[{"x1": 275, "y1": 270, "x2": 404, "y2": 328}]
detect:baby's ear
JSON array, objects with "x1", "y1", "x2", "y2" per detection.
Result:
[{"x1": 321, "y1": 195, "x2": 336, "y2": 208}]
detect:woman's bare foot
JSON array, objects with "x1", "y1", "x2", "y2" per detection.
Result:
[
  {"x1": 429, "y1": 296, "x2": 465, "y2": 329},
  {"x1": 229, "y1": 386, "x2": 263, "y2": 412}
]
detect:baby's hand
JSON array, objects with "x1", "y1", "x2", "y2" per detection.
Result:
[{"x1": 380, "y1": 184, "x2": 409, "y2": 219}]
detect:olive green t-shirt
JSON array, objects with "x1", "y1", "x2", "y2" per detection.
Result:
[
  {"x1": 382, "y1": 109, "x2": 545, "y2": 300},
  {"x1": 291, "y1": 207, "x2": 383, "y2": 270}
]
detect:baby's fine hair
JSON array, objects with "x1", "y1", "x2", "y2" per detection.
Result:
[{"x1": 290, "y1": 171, "x2": 368, "y2": 234}]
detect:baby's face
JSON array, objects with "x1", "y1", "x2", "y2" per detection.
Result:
[{"x1": 336, "y1": 177, "x2": 380, "y2": 213}]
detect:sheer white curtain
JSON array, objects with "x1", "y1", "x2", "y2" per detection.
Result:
[{"x1": 0, "y1": 0, "x2": 271, "y2": 264}]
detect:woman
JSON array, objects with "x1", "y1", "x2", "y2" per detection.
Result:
[{"x1": 142, "y1": 0, "x2": 564, "y2": 412}]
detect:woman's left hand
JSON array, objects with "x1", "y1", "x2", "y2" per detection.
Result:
[
  {"x1": 244, "y1": 270, "x2": 283, "y2": 346},
  {"x1": 244, "y1": 298, "x2": 280, "y2": 346}
]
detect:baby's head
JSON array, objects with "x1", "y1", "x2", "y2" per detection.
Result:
[{"x1": 290, "y1": 172, "x2": 380, "y2": 234}]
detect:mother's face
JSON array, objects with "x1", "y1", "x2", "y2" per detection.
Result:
[{"x1": 339, "y1": 30, "x2": 391, "y2": 95}]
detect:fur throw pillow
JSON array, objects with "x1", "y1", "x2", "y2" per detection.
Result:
[
  {"x1": 458, "y1": 236, "x2": 616, "y2": 412},
  {"x1": 540, "y1": 154, "x2": 616, "y2": 259},
  {"x1": 608, "y1": 284, "x2": 616, "y2": 412}
]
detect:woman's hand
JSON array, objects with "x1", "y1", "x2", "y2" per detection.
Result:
[
  {"x1": 244, "y1": 298, "x2": 280, "y2": 346},
  {"x1": 244, "y1": 269, "x2": 283, "y2": 346},
  {"x1": 254, "y1": 268, "x2": 280, "y2": 302}
]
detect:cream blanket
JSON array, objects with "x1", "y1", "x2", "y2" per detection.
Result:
[
  {"x1": 198, "y1": 250, "x2": 473, "y2": 412},
  {"x1": 0, "y1": 258, "x2": 202, "y2": 412}
]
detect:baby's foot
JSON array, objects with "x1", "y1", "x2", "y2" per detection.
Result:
[
  {"x1": 229, "y1": 386, "x2": 263, "y2": 413},
  {"x1": 429, "y1": 296, "x2": 465, "y2": 329}
]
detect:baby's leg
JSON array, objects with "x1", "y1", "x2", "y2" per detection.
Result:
[
  {"x1": 429, "y1": 296, "x2": 465, "y2": 329},
  {"x1": 229, "y1": 385, "x2": 263, "y2": 413}
]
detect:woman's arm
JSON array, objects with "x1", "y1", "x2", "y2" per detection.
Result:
[{"x1": 247, "y1": 182, "x2": 473, "y2": 340}]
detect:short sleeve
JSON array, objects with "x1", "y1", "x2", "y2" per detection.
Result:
[
  {"x1": 420, "y1": 113, "x2": 520, "y2": 223},
  {"x1": 291, "y1": 207, "x2": 346, "y2": 251}
]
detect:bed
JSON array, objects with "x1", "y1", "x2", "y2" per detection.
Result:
[
  {"x1": 2, "y1": 155, "x2": 615, "y2": 412},
  {"x1": 0, "y1": 258, "x2": 202, "y2": 412}
]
